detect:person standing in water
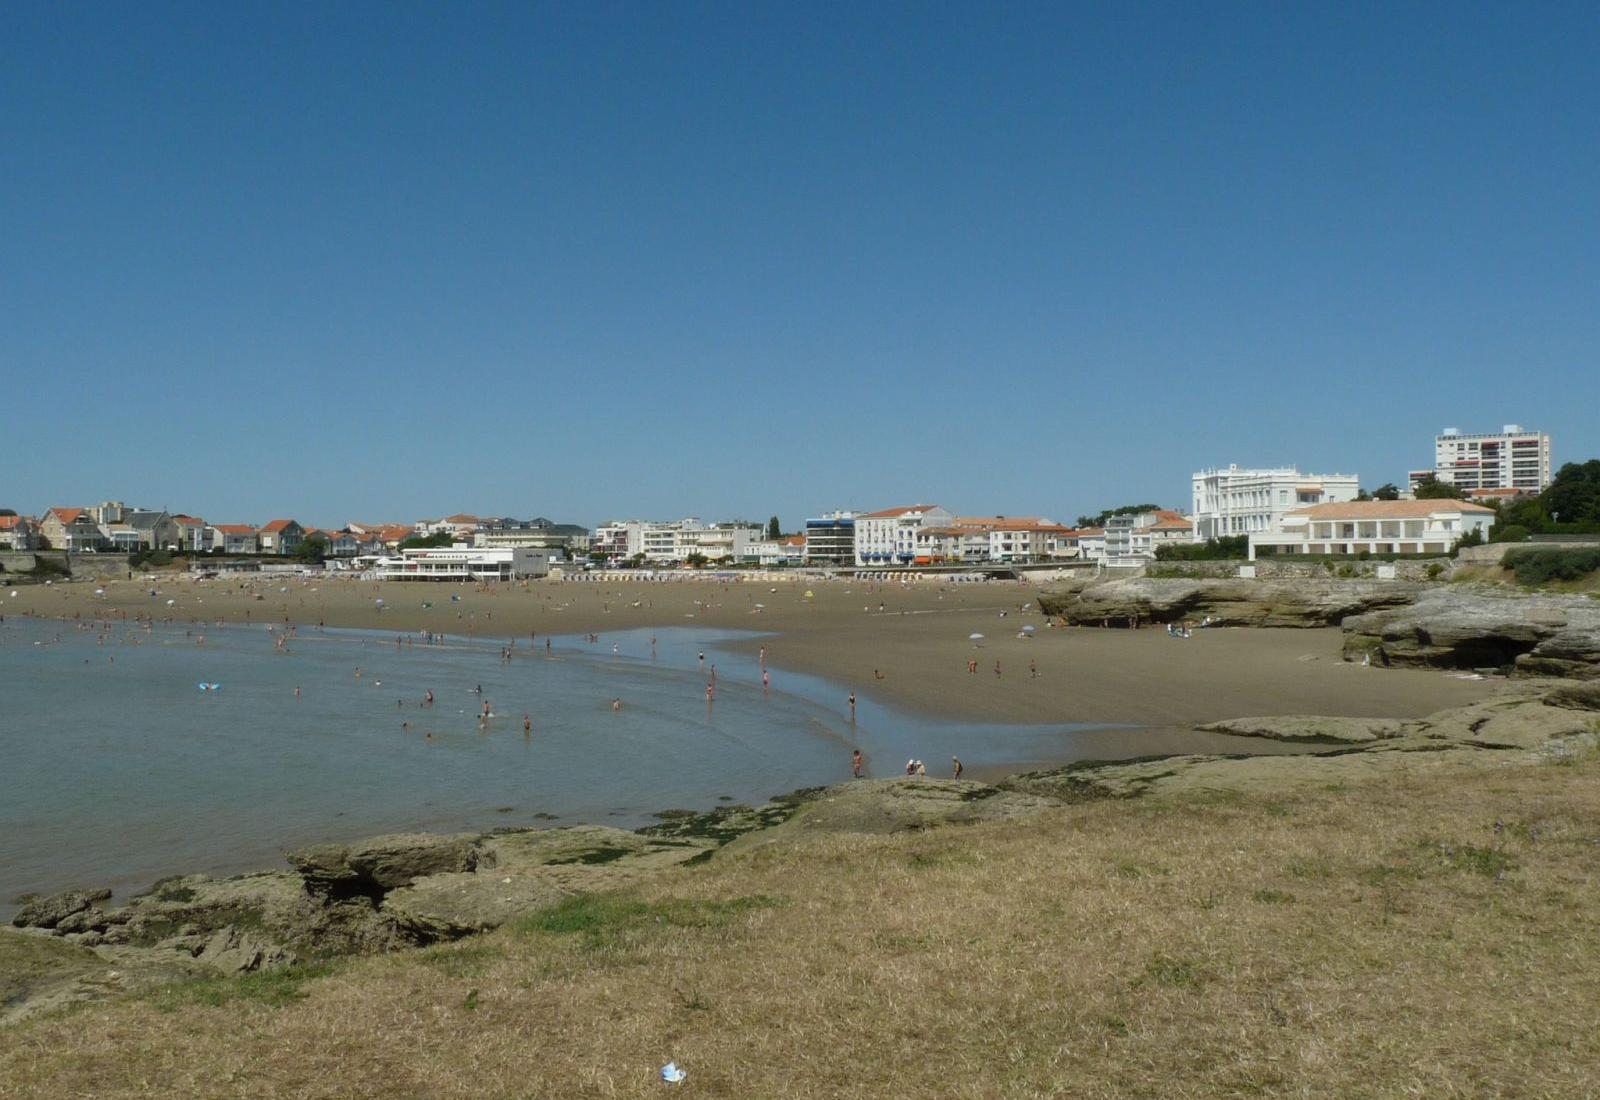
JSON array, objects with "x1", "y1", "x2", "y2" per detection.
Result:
[
  {"x1": 523, "y1": 714, "x2": 531, "y2": 734},
  {"x1": 848, "y1": 691, "x2": 856, "y2": 720}
]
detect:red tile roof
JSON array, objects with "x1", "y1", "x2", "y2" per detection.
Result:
[
  {"x1": 861, "y1": 504, "x2": 943, "y2": 518},
  {"x1": 261, "y1": 519, "x2": 298, "y2": 533},
  {"x1": 444, "y1": 513, "x2": 479, "y2": 524},
  {"x1": 0, "y1": 515, "x2": 28, "y2": 530},
  {"x1": 213, "y1": 524, "x2": 258, "y2": 535},
  {"x1": 48, "y1": 507, "x2": 85, "y2": 524}
]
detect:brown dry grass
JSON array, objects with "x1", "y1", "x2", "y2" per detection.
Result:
[{"x1": 5, "y1": 756, "x2": 1600, "y2": 1099}]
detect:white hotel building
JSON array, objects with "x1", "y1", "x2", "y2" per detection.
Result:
[
  {"x1": 853, "y1": 505, "x2": 953, "y2": 566},
  {"x1": 1410, "y1": 425, "x2": 1552, "y2": 494},
  {"x1": 1191, "y1": 466, "x2": 1359, "y2": 541},
  {"x1": 594, "y1": 519, "x2": 762, "y2": 564}
]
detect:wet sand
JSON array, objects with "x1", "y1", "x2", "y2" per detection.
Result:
[{"x1": 7, "y1": 571, "x2": 1495, "y2": 727}]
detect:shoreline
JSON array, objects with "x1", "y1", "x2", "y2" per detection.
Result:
[{"x1": 6, "y1": 572, "x2": 1496, "y2": 726}]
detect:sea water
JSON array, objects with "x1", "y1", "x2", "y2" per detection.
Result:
[{"x1": 1, "y1": 615, "x2": 1135, "y2": 910}]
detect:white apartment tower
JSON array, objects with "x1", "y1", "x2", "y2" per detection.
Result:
[
  {"x1": 1410, "y1": 426, "x2": 1552, "y2": 493},
  {"x1": 1190, "y1": 466, "x2": 1360, "y2": 542}
]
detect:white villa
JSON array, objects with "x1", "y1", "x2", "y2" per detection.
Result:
[
  {"x1": 1248, "y1": 500, "x2": 1495, "y2": 560},
  {"x1": 1191, "y1": 466, "x2": 1359, "y2": 541}
]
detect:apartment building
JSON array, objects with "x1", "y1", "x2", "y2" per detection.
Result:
[
  {"x1": 803, "y1": 511, "x2": 857, "y2": 565},
  {"x1": 1410, "y1": 426, "x2": 1552, "y2": 493}
]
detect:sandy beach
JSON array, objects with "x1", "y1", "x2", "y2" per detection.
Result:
[{"x1": 7, "y1": 571, "x2": 1494, "y2": 727}]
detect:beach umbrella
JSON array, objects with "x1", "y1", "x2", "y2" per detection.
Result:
[
  {"x1": 1022, "y1": 624, "x2": 1036, "y2": 634},
  {"x1": 969, "y1": 632, "x2": 985, "y2": 640}
]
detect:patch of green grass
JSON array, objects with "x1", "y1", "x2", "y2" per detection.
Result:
[
  {"x1": 153, "y1": 962, "x2": 335, "y2": 1011},
  {"x1": 1286, "y1": 855, "x2": 1334, "y2": 880},
  {"x1": 1113, "y1": 859, "x2": 1169, "y2": 879},
  {"x1": 512, "y1": 892, "x2": 779, "y2": 945},
  {"x1": 1360, "y1": 863, "x2": 1423, "y2": 886},
  {"x1": 417, "y1": 942, "x2": 496, "y2": 979},
  {"x1": 1141, "y1": 953, "x2": 1201, "y2": 989},
  {"x1": 546, "y1": 845, "x2": 636, "y2": 866},
  {"x1": 1423, "y1": 840, "x2": 1517, "y2": 877},
  {"x1": 1253, "y1": 888, "x2": 1295, "y2": 905}
]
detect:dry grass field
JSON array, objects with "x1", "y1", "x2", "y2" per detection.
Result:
[{"x1": 5, "y1": 752, "x2": 1599, "y2": 1099}]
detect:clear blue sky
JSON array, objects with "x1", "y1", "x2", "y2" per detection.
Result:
[{"x1": 4, "y1": 2, "x2": 1597, "y2": 529}]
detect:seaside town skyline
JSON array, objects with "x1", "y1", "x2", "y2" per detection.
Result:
[{"x1": 0, "y1": 424, "x2": 1556, "y2": 571}]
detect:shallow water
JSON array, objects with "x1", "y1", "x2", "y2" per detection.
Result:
[{"x1": 0, "y1": 614, "x2": 1263, "y2": 911}]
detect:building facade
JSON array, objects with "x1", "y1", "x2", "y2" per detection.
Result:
[
  {"x1": 1248, "y1": 500, "x2": 1494, "y2": 559},
  {"x1": 803, "y1": 511, "x2": 857, "y2": 565},
  {"x1": 1410, "y1": 426, "x2": 1552, "y2": 494},
  {"x1": 1103, "y1": 509, "x2": 1194, "y2": 565},
  {"x1": 0, "y1": 515, "x2": 37, "y2": 550},
  {"x1": 373, "y1": 546, "x2": 554, "y2": 581},
  {"x1": 853, "y1": 505, "x2": 953, "y2": 566},
  {"x1": 1191, "y1": 467, "x2": 1360, "y2": 541},
  {"x1": 258, "y1": 519, "x2": 306, "y2": 555},
  {"x1": 38, "y1": 508, "x2": 107, "y2": 551}
]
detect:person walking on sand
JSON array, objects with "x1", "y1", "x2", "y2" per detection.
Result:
[
  {"x1": 994, "y1": 660, "x2": 1002, "y2": 678},
  {"x1": 952, "y1": 755, "x2": 963, "y2": 780},
  {"x1": 852, "y1": 749, "x2": 863, "y2": 778}
]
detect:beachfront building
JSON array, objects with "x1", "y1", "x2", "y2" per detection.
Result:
[
  {"x1": 474, "y1": 518, "x2": 589, "y2": 554},
  {"x1": 956, "y1": 517, "x2": 1077, "y2": 564},
  {"x1": 38, "y1": 508, "x2": 107, "y2": 552},
  {"x1": 0, "y1": 515, "x2": 37, "y2": 550},
  {"x1": 173, "y1": 515, "x2": 211, "y2": 552},
  {"x1": 1409, "y1": 425, "x2": 1552, "y2": 494},
  {"x1": 210, "y1": 524, "x2": 260, "y2": 554},
  {"x1": 373, "y1": 545, "x2": 555, "y2": 581},
  {"x1": 1103, "y1": 509, "x2": 1194, "y2": 566},
  {"x1": 126, "y1": 510, "x2": 179, "y2": 551},
  {"x1": 750, "y1": 535, "x2": 806, "y2": 566},
  {"x1": 913, "y1": 525, "x2": 992, "y2": 564},
  {"x1": 1191, "y1": 467, "x2": 1359, "y2": 542},
  {"x1": 1248, "y1": 500, "x2": 1494, "y2": 560},
  {"x1": 592, "y1": 521, "x2": 644, "y2": 561},
  {"x1": 304, "y1": 528, "x2": 360, "y2": 557},
  {"x1": 258, "y1": 519, "x2": 306, "y2": 555},
  {"x1": 803, "y1": 511, "x2": 858, "y2": 565},
  {"x1": 853, "y1": 505, "x2": 953, "y2": 566}
]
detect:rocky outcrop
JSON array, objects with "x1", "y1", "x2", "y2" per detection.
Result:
[
  {"x1": 10, "y1": 888, "x2": 110, "y2": 930},
  {"x1": 1342, "y1": 589, "x2": 1600, "y2": 677},
  {"x1": 1037, "y1": 578, "x2": 1422, "y2": 628},
  {"x1": 723, "y1": 779, "x2": 1059, "y2": 856},
  {"x1": 287, "y1": 833, "x2": 481, "y2": 899},
  {"x1": 1004, "y1": 690, "x2": 1600, "y2": 802},
  {"x1": 1197, "y1": 715, "x2": 1403, "y2": 744}
]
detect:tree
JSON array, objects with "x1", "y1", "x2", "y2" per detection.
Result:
[
  {"x1": 1372, "y1": 483, "x2": 1401, "y2": 501},
  {"x1": 767, "y1": 516, "x2": 782, "y2": 540},
  {"x1": 685, "y1": 552, "x2": 708, "y2": 568},
  {"x1": 1076, "y1": 504, "x2": 1161, "y2": 528},
  {"x1": 1544, "y1": 459, "x2": 1600, "y2": 525},
  {"x1": 1412, "y1": 475, "x2": 1466, "y2": 500},
  {"x1": 398, "y1": 531, "x2": 453, "y2": 550},
  {"x1": 293, "y1": 536, "x2": 328, "y2": 564}
]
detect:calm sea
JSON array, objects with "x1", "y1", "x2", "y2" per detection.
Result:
[{"x1": 1, "y1": 614, "x2": 1206, "y2": 912}]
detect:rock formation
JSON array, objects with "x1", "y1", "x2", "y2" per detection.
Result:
[
  {"x1": 1341, "y1": 589, "x2": 1600, "y2": 677},
  {"x1": 1037, "y1": 577, "x2": 1421, "y2": 627}
]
